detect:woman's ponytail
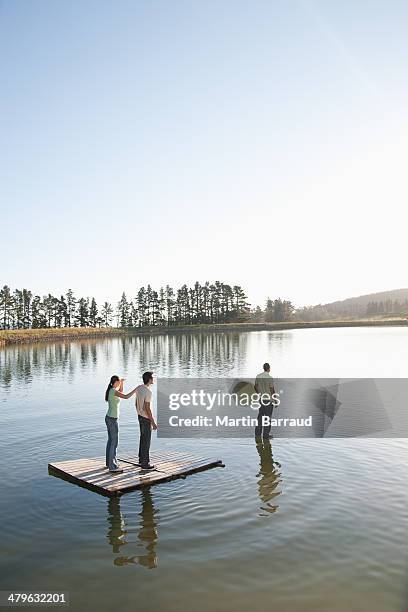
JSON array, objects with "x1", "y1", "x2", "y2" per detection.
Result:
[{"x1": 105, "y1": 375, "x2": 120, "y2": 401}]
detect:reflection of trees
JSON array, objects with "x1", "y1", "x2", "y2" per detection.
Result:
[
  {"x1": 120, "y1": 337, "x2": 130, "y2": 371},
  {"x1": 106, "y1": 488, "x2": 159, "y2": 569},
  {"x1": 255, "y1": 440, "x2": 282, "y2": 516},
  {"x1": 126, "y1": 331, "x2": 249, "y2": 376},
  {"x1": 90, "y1": 343, "x2": 97, "y2": 366},
  {"x1": 0, "y1": 341, "x2": 92, "y2": 389},
  {"x1": 0, "y1": 331, "x2": 249, "y2": 390},
  {"x1": 79, "y1": 344, "x2": 87, "y2": 368}
]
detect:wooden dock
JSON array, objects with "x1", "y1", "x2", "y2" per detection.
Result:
[{"x1": 48, "y1": 450, "x2": 224, "y2": 497}]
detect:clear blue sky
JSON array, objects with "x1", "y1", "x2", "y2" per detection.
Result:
[{"x1": 1, "y1": 0, "x2": 407, "y2": 308}]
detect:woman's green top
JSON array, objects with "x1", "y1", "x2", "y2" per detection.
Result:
[{"x1": 106, "y1": 387, "x2": 120, "y2": 419}]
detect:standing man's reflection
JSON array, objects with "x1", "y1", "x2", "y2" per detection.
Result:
[
  {"x1": 107, "y1": 487, "x2": 159, "y2": 568},
  {"x1": 255, "y1": 439, "x2": 282, "y2": 516},
  {"x1": 136, "y1": 488, "x2": 159, "y2": 569}
]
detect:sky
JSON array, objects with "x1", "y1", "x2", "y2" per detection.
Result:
[{"x1": 1, "y1": 0, "x2": 408, "y2": 309}]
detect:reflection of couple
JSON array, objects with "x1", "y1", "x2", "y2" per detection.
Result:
[
  {"x1": 104, "y1": 371, "x2": 157, "y2": 473},
  {"x1": 106, "y1": 440, "x2": 282, "y2": 571},
  {"x1": 107, "y1": 488, "x2": 158, "y2": 569}
]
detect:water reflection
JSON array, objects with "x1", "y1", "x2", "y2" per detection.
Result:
[
  {"x1": 255, "y1": 440, "x2": 282, "y2": 516},
  {"x1": 0, "y1": 332, "x2": 251, "y2": 390},
  {"x1": 107, "y1": 488, "x2": 159, "y2": 569}
]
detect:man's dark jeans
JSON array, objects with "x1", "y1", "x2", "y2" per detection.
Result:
[
  {"x1": 138, "y1": 415, "x2": 152, "y2": 468},
  {"x1": 255, "y1": 401, "x2": 273, "y2": 438}
]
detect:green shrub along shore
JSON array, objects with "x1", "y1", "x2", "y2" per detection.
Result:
[{"x1": 1, "y1": 318, "x2": 407, "y2": 347}]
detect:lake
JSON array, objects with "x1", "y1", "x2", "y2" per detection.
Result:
[{"x1": 1, "y1": 327, "x2": 408, "y2": 612}]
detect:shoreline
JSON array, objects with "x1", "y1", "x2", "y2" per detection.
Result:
[
  {"x1": 0, "y1": 327, "x2": 124, "y2": 347},
  {"x1": 1, "y1": 318, "x2": 407, "y2": 347}
]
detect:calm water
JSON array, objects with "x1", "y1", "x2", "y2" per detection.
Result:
[{"x1": 1, "y1": 328, "x2": 408, "y2": 612}]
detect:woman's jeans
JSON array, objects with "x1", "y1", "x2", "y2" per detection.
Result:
[{"x1": 105, "y1": 415, "x2": 119, "y2": 470}]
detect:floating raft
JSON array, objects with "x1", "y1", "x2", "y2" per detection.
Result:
[{"x1": 48, "y1": 450, "x2": 224, "y2": 497}]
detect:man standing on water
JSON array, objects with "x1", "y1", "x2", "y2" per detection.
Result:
[
  {"x1": 254, "y1": 362, "x2": 275, "y2": 439},
  {"x1": 135, "y1": 371, "x2": 157, "y2": 470}
]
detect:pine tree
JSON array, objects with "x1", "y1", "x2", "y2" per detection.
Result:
[
  {"x1": 145, "y1": 285, "x2": 153, "y2": 326},
  {"x1": 117, "y1": 293, "x2": 129, "y2": 328},
  {"x1": 76, "y1": 298, "x2": 89, "y2": 327},
  {"x1": 130, "y1": 299, "x2": 138, "y2": 327},
  {"x1": 54, "y1": 296, "x2": 67, "y2": 328},
  {"x1": 21, "y1": 289, "x2": 32, "y2": 328},
  {"x1": 233, "y1": 285, "x2": 249, "y2": 318},
  {"x1": 165, "y1": 285, "x2": 175, "y2": 325},
  {"x1": 136, "y1": 287, "x2": 147, "y2": 327},
  {"x1": 66, "y1": 289, "x2": 76, "y2": 328},
  {"x1": 89, "y1": 298, "x2": 98, "y2": 327},
  {"x1": 150, "y1": 290, "x2": 161, "y2": 326},
  {"x1": 42, "y1": 294, "x2": 55, "y2": 327},
  {"x1": 101, "y1": 302, "x2": 113, "y2": 326},
  {"x1": 13, "y1": 289, "x2": 24, "y2": 329},
  {"x1": 31, "y1": 295, "x2": 45, "y2": 328},
  {"x1": 158, "y1": 288, "x2": 166, "y2": 325},
  {"x1": 0, "y1": 285, "x2": 13, "y2": 329}
]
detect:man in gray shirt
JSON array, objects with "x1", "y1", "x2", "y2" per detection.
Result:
[{"x1": 254, "y1": 362, "x2": 275, "y2": 439}]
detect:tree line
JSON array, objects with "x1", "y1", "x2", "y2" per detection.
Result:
[
  {"x1": 297, "y1": 298, "x2": 408, "y2": 321},
  {"x1": 0, "y1": 282, "x2": 250, "y2": 329},
  {"x1": 365, "y1": 299, "x2": 408, "y2": 316},
  {"x1": 7, "y1": 283, "x2": 400, "y2": 330}
]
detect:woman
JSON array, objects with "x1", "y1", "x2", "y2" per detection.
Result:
[{"x1": 105, "y1": 375, "x2": 137, "y2": 473}]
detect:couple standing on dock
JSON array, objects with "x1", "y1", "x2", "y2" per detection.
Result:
[{"x1": 104, "y1": 372, "x2": 157, "y2": 474}]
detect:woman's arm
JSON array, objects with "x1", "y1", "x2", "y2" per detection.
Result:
[{"x1": 115, "y1": 387, "x2": 137, "y2": 400}]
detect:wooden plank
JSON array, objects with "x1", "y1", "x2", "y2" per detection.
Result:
[
  {"x1": 48, "y1": 463, "x2": 110, "y2": 497},
  {"x1": 48, "y1": 453, "x2": 224, "y2": 497},
  {"x1": 119, "y1": 451, "x2": 199, "y2": 465}
]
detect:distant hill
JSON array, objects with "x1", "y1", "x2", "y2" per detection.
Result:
[{"x1": 296, "y1": 289, "x2": 408, "y2": 321}]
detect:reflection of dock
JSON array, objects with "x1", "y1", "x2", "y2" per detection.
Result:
[{"x1": 48, "y1": 451, "x2": 224, "y2": 497}]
